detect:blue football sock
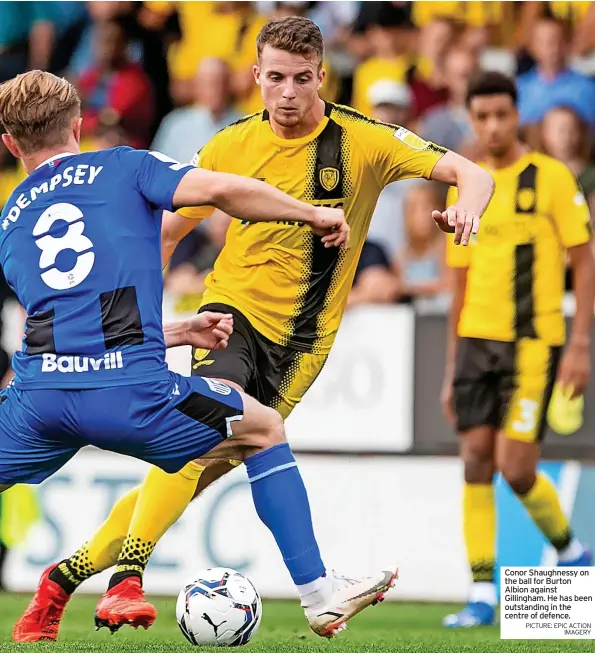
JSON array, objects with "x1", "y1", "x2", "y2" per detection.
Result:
[{"x1": 245, "y1": 443, "x2": 326, "y2": 585}]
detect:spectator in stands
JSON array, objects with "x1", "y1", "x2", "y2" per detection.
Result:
[
  {"x1": 152, "y1": 58, "x2": 241, "y2": 163},
  {"x1": 570, "y1": 1, "x2": 595, "y2": 57},
  {"x1": 77, "y1": 16, "x2": 155, "y2": 149},
  {"x1": 215, "y1": 2, "x2": 269, "y2": 114},
  {"x1": 69, "y1": 2, "x2": 171, "y2": 131},
  {"x1": 140, "y1": 1, "x2": 218, "y2": 105},
  {"x1": 347, "y1": 240, "x2": 400, "y2": 310},
  {"x1": 368, "y1": 79, "x2": 412, "y2": 128},
  {"x1": 268, "y1": 0, "x2": 311, "y2": 19},
  {"x1": 541, "y1": 106, "x2": 595, "y2": 217},
  {"x1": 412, "y1": 1, "x2": 511, "y2": 50},
  {"x1": 307, "y1": 0, "x2": 360, "y2": 48},
  {"x1": 395, "y1": 183, "x2": 448, "y2": 302},
  {"x1": 351, "y1": 3, "x2": 412, "y2": 117},
  {"x1": 143, "y1": 2, "x2": 267, "y2": 109},
  {"x1": 421, "y1": 46, "x2": 478, "y2": 155},
  {"x1": 365, "y1": 81, "x2": 420, "y2": 263},
  {"x1": 349, "y1": 1, "x2": 413, "y2": 63},
  {"x1": 407, "y1": 18, "x2": 454, "y2": 120},
  {"x1": 0, "y1": 1, "x2": 87, "y2": 82},
  {"x1": 517, "y1": 17, "x2": 595, "y2": 130},
  {"x1": 47, "y1": 2, "x2": 89, "y2": 75},
  {"x1": 518, "y1": 1, "x2": 593, "y2": 57}
]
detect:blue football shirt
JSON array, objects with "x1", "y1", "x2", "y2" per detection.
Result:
[{"x1": 0, "y1": 147, "x2": 193, "y2": 388}]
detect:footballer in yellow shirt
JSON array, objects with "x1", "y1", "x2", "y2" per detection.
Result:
[
  {"x1": 40, "y1": 18, "x2": 494, "y2": 627},
  {"x1": 442, "y1": 71, "x2": 594, "y2": 628}
]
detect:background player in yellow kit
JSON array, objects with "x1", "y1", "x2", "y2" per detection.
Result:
[
  {"x1": 442, "y1": 71, "x2": 594, "y2": 628},
  {"x1": 19, "y1": 17, "x2": 495, "y2": 637}
]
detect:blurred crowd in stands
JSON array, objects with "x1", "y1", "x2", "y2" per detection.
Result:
[{"x1": 2, "y1": 0, "x2": 595, "y2": 322}]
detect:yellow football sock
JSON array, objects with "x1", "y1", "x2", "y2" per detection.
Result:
[
  {"x1": 110, "y1": 461, "x2": 204, "y2": 587},
  {"x1": 464, "y1": 483, "x2": 496, "y2": 583},
  {"x1": 50, "y1": 486, "x2": 140, "y2": 594},
  {"x1": 87, "y1": 485, "x2": 140, "y2": 570},
  {"x1": 519, "y1": 473, "x2": 572, "y2": 551}
]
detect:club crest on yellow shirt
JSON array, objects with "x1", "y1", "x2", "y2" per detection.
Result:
[
  {"x1": 517, "y1": 188, "x2": 536, "y2": 212},
  {"x1": 320, "y1": 167, "x2": 340, "y2": 192}
]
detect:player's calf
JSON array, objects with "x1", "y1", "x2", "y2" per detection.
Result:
[{"x1": 498, "y1": 438, "x2": 589, "y2": 565}]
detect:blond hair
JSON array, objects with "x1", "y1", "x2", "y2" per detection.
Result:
[{"x1": 0, "y1": 70, "x2": 80, "y2": 155}]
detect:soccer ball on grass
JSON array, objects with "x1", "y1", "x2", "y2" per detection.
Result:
[{"x1": 176, "y1": 567, "x2": 262, "y2": 646}]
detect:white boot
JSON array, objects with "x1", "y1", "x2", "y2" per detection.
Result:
[{"x1": 304, "y1": 569, "x2": 398, "y2": 638}]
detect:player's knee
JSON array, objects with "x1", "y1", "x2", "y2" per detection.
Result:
[
  {"x1": 461, "y1": 443, "x2": 494, "y2": 484},
  {"x1": 246, "y1": 406, "x2": 285, "y2": 452},
  {"x1": 254, "y1": 406, "x2": 285, "y2": 449},
  {"x1": 235, "y1": 399, "x2": 286, "y2": 454},
  {"x1": 500, "y1": 463, "x2": 535, "y2": 496}
]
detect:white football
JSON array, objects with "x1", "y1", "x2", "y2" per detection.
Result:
[{"x1": 176, "y1": 567, "x2": 262, "y2": 646}]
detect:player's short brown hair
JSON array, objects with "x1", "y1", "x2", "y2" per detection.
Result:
[
  {"x1": 256, "y1": 17, "x2": 324, "y2": 66},
  {"x1": 0, "y1": 70, "x2": 81, "y2": 155}
]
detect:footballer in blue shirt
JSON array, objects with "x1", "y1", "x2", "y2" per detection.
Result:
[{"x1": 1, "y1": 71, "x2": 396, "y2": 643}]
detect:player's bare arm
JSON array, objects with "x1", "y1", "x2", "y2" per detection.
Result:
[
  {"x1": 163, "y1": 312, "x2": 234, "y2": 350},
  {"x1": 172, "y1": 168, "x2": 349, "y2": 243},
  {"x1": 557, "y1": 242, "x2": 595, "y2": 398},
  {"x1": 430, "y1": 151, "x2": 495, "y2": 246},
  {"x1": 161, "y1": 210, "x2": 197, "y2": 267}
]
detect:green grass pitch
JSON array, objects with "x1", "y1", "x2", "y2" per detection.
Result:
[{"x1": 0, "y1": 594, "x2": 591, "y2": 652}]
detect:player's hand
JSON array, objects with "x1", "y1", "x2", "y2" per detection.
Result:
[
  {"x1": 557, "y1": 341, "x2": 590, "y2": 399},
  {"x1": 441, "y1": 371, "x2": 456, "y2": 425},
  {"x1": 310, "y1": 207, "x2": 350, "y2": 248},
  {"x1": 432, "y1": 206, "x2": 480, "y2": 246},
  {"x1": 182, "y1": 312, "x2": 234, "y2": 351}
]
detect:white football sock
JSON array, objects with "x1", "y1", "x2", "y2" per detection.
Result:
[
  {"x1": 297, "y1": 575, "x2": 333, "y2": 609},
  {"x1": 558, "y1": 538, "x2": 585, "y2": 563},
  {"x1": 469, "y1": 581, "x2": 497, "y2": 605}
]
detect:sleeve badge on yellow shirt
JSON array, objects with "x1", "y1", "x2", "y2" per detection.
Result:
[
  {"x1": 320, "y1": 167, "x2": 340, "y2": 192},
  {"x1": 574, "y1": 192, "x2": 586, "y2": 206},
  {"x1": 393, "y1": 126, "x2": 428, "y2": 150}
]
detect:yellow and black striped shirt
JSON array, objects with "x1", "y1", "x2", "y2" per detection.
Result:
[
  {"x1": 180, "y1": 103, "x2": 446, "y2": 354},
  {"x1": 447, "y1": 151, "x2": 592, "y2": 346}
]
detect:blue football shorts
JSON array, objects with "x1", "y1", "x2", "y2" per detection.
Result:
[{"x1": 0, "y1": 372, "x2": 243, "y2": 485}]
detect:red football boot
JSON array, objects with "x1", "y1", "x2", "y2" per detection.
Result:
[
  {"x1": 94, "y1": 577, "x2": 157, "y2": 633},
  {"x1": 13, "y1": 564, "x2": 71, "y2": 642}
]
